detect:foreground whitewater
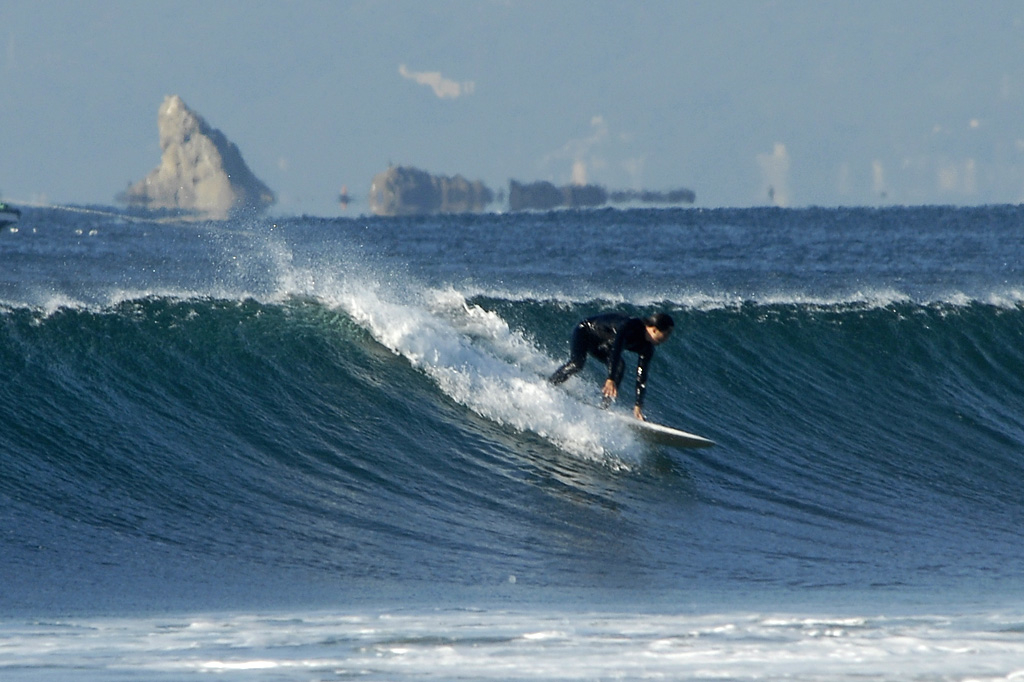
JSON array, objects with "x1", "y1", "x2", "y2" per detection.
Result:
[{"x1": 5, "y1": 607, "x2": 1024, "y2": 681}]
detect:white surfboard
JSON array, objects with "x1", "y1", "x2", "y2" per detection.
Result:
[{"x1": 611, "y1": 413, "x2": 715, "y2": 448}]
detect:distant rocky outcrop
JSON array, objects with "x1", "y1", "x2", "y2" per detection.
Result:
[
  {"x1": 609, "y1": 188, "x2": 696, "y2": 204},
  {"x1": 368, "y1": 165, "x2": 494, "y2": 216},
  {"x1": 508, "y1": 180, "x2": 694, "y2": 211},
  {"x1": 508, "y1": 180, "x2": 608, "y2": 211},
  {"x1": 364, "y1": 165, "x2": 694, "y2": 217},
  {"x1": 118, "y1": 95, "x2": 275, "y2": 219}
]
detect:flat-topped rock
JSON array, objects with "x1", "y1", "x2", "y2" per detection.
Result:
[{"x1": 369, "y1": 165, "x2": 493, "y2": 216}]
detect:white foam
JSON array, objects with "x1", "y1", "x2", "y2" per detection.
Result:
[
  {"x1": 4, "y1": 608, "x2": 1023, "y2": 681},
  {"x1": 332, "y1": 275, "x2": 641, "y2": 464},
  {"x1": 451, "y1": 280, "x2": 1024, "y2": 312}
]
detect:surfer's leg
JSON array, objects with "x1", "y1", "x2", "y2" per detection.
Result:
[{"x1": 549, "y1": 322, "x2": 589, "y2": 384}]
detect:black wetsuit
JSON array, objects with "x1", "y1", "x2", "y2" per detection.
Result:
[{"x1": 549, "y1": 313, "x2": 655, "y2": 408}]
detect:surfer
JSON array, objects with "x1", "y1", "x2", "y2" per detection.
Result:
[{"x1": 549, "y1": 312, "x2": 674, "y2": 421}]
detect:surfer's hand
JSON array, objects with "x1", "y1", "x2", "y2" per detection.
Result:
[
  {"x1": 602, "y1": 379, "x2": 618, "y2": 400},
  {"x1": 633, "y1": 405, "x2": 645, "y2": 421}
]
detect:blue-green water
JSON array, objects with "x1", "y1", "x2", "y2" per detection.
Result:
[{"x1": 2, "y1": 205, "x2": 1023, "y2": 680}]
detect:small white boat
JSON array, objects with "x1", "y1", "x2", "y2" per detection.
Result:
[{"x1": 0, "y1": 201, "x2": 20, "y2": 227}]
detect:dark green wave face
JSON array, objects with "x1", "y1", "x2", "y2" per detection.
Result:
[
  {"x1": 2, "y1": 291, "x2": 1023, "y2": 613},
  {"x1": 3, "y1": 204, "x2": 1024, "y2": 613}
]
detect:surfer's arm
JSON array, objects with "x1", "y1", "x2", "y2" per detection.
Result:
[{"x1": 634, "y1": 350, "x2": 652, "y2": 412}]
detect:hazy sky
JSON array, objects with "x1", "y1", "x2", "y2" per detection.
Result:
[{"x1": 3, "y1": 0, "x2": 1024, "y2": 215}]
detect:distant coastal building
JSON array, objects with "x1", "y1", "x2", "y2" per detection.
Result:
[{"x1": 118, "y1": 95, "x2": 275, "y2": 219}]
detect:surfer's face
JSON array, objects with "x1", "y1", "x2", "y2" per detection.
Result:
[{"x1": 646, "y1": 325, "x2": 672, "y2": 346}]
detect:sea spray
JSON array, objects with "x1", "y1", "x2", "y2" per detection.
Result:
[{"x1": 337, "y1": 277, "x2": 642, "y2": 464}]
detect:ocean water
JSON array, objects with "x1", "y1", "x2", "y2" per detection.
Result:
[{"x1": 1, "y1": 205, "x2": 1023, "y2": 680}]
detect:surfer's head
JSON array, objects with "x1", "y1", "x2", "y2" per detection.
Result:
[
  {"x1": 647, "y1": 312, "x2": 674, "y2": 332},
  {"x1": 645, "y1": 312, "x2": 674, "y2": 345}
]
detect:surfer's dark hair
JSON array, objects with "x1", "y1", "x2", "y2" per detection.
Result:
[{"x1": 646, "y1": 312, "x2": 675, "y2": 331}]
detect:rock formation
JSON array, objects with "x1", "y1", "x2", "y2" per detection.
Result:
[
  {"x1": 508, "y1": 180, "x2": 608, "y2": 211},
  {"x1": 118, "y1": 95, "x2": 275, "y2": 219},
  {"x1": 609, "y1": 188, "x2": 696, "y2": 204},
  {"x1": 364, "y1": 166, "x2": 695, "y2": 216},
  {"x1": 509, "y1": 179, "x2": 695, "y2": 211},
  {"x1": 508, "y1": 180, "x2": 563, "y2": 211},
  {"x1": 368, "y1": 165, "x2": 494, "y2": 216}
]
